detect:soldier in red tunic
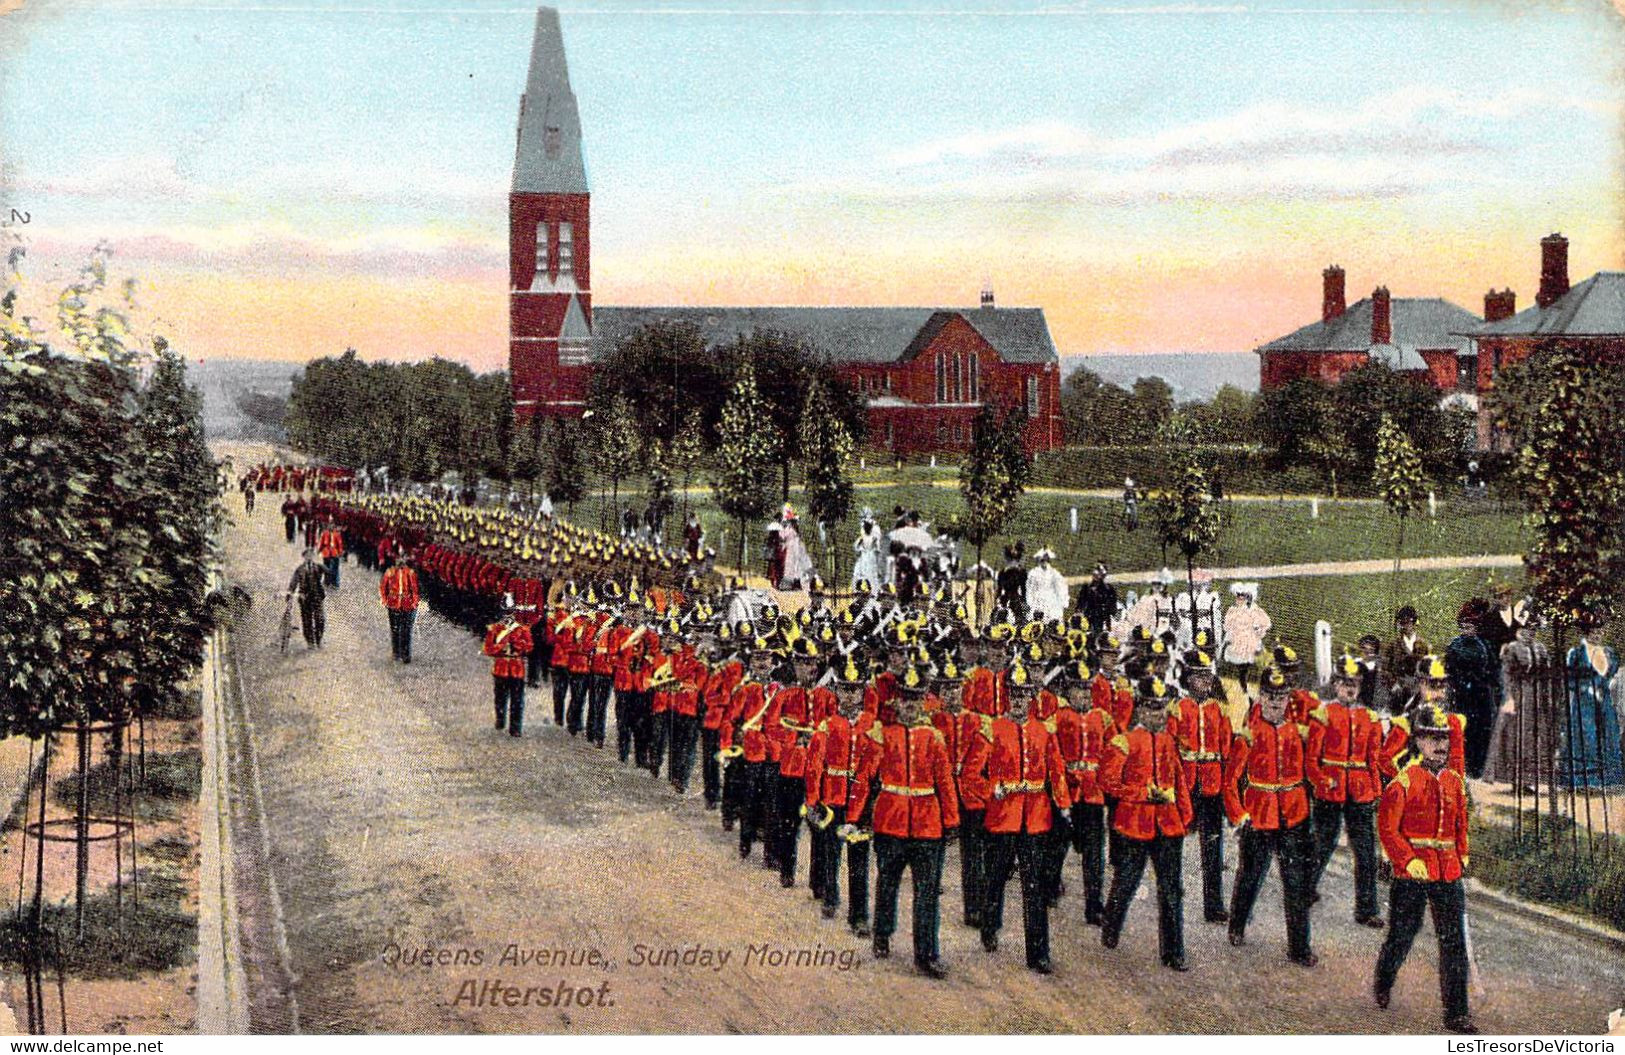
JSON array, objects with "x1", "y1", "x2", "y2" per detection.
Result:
[
  {"x1": 1224, "y1": 664, "x2": 1318, "y2": 966},
  {"x1": 721, "y1": 635, "x2": 781, "y2": 863},
  {"x1": 805, "y1": 657, "x2": 875, "y2": 934},
  {"x1": 962, "y1": 660, "x2": 1072, "y2": 973},
  {"x1": 1171, "y1": 648, "x2": 1232, "y2": 923},
  {"x1": 1100, "y1": 676, "x2": 1192, "y2": 971},
  {"x1": 483, "y1": 596, "x2": 534, "y2": 737},
  {"x1": 1051, "y1": 658, "x2": 1115, "y2": 925},
  {"x1": 703, "y1": 626, "x2": 745, "y2": 817},
  {"x1": 1382, "y1": 656, "x2": 1468, "y2": 780},
  {"x1": 768, "y1": 639, "x2": 822, "y2": 889},
  {"x1": 1373, "y1": 705, "x2": 1476, "y2": 1034},
  {"x1": 850, "y1": 664, "x2": 959, "y2": 978},
  {"x1": 1306, "y1": 654, "x2": 1386, "y2": 927}
]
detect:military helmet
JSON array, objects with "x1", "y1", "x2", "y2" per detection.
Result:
[
  {"x1": 1333, "y1": 653, "x2": 1362, "y2": 682},
  {"x1": 1258, "y1": 665, "x2": 1290, "y2": 694}
]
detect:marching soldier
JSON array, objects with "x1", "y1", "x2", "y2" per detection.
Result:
[
  {"x1": 547, "y1": 590, "x2": 577, "y2": 727},
  {"x1": 805, "y1": 656, "x2": 875, "y2": 935},
  {"x1": 586, "y1": 597, "x2": 617, "y2": 747},
  {"x1": 318, "y1": 519, "x2": 345, "y2": 589},
  {"x1": 1171, "y1": 648, "x2": 1232, "y2": 923},
  {"x1": 963, "y1": 661, "x2": 1072, "y2": 974},
  {"x1": 769, "y1": 639, "x2": 823, "y2": 889},
  {"x1": 483, "y1": 596, "x2": 534, "y2": 737},
  {"x1": 721, "y1": 636, "x2": 781, "y2": 863},
  {"x1": 851, "y1": 664, "x2": 959, "y2": 978},
  {"x1": 1372, "y1": 704, "x2": 1476, "y2": 1034},
  {"x1": 1382, "y1": 656, "x2": 1467, "y2": 779},
  {"x1": 281, "y1": 493, "x2": 301, "y2": 544},
  {"x1": 379, "y1": 550, "x2": 420, "y2": 663},
  {"x1": 661, "y1": 618, "x2": 706, "y2": 795},
  {"x1": 1306, "y1": 655, "x2": 1386, "y2": 927},
  {"x1": 704, "y1": 626, "x2": 744, "y2": 816},
  {"x1": 1099, "y1": 676, "x2": 1192, "y2": 971},
  {"x1": 1224, "y1": 665, "x2": 1318, "y2": 967},
  {"x1": 1052, "y1": 657, "x2": 1114, "y2": 925}
]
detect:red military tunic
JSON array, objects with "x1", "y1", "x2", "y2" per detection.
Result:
[
  {"x1": 931, "y1": 708, "x2": 978, "y2": 786},
  {"x1": 1378, "y1": 761, "x2": 1470, "y2": 881},
  {"x1": 853, "y1": 721, "x2": 960, "y2": 839},
  {"x1": 963, "y1": 667, "x2": 1006, "y2": 717},
  {"x1": 318, "y1": 527, "x2": 344, "y2": 559},
  {"x1": 771, "y1": 686, "x2": 816, "y2": 779},
  {"x1": 806, "y1": 710, "x2": 876, "y2": 811},
  {"x1": 1171, "y1": 694, "x2": 1231, "y2": 797},
  {"x1": 379, "y1": 565, "x2": 419, "y2": 611},
  {"x1": 865, "y1": 672, "x2": 900, "y2": 723},
  {"x1": 1381, "y1": 711, "x2": 1466, "y2": 780},
  {"x1": 1223, "y1": 714, "x2": 1312, "y2": 830},
  {"x1": 1306, "y1": 701, "x2": 1383, "y2": 804},
  {"x1": 591, "y1": 620, "x2": 619, "y2": 678},
  {"x1": 1050, "y1": 701, "x2": 1086, "y2": 804},
  {"x1": 483, "y1": 619, "x2": 533, "y2": 680},
  {"x1": 962, "y1": 715, "x2": 1072, "y2": 834},
  {"x1": 1100, "y1": 727, "x2": 1192, "y2": 840},
  {"x1": 703, "y1": 660, "x2": 743, "y2": 731},
  {"x1": 1091, "y1": 673, "x2": 1133, "y2": 733},
  {"x1": 1288, "y1": 687, "x2": 1317, "y2": 726},
  {"x1": 1070, "y1": 706, "x2": 1117, "y2": 806},
  {"x1": 722, "y1": 680, "x2": 777, "y2": 763}
]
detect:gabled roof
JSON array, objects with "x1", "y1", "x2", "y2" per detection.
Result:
[
  {"x1": 1367, "y1": 343, "x2": 1430, "y2": 372},
  {"x1": 1256, "y1": 297, "x2": 1478, "y2": 356},
  {"x1": 512, "y1": 8, "x2": 588, "y2": 195},
  {"x1": 587, "y1": 306, "x2": 1058, "y2": 365},
  {"x1": 1467, "y1": 272, "x2": 1625, "y2": 338}
]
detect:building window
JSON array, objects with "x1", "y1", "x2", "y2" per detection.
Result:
[
  {"x1": 969, "y1": 355, "x2": 979, "y2": 401},
  {"x1": 1026, "y1": 375, "x2": 1039, "y2": 417},
  {"x1": 884, "y1": 374, "x2": 892, "y2": 393},
  {"x1": 951, "y1": 354, "x2": 962, "y2": 402},
  {"x1": 558, "y1": 222, "x2": 573, "y2": 277},
  {"x1": 935, "y1": 352, "x2": 946, "y2": 403},
  {"x1": 936, "y1": 424, "x2": 948, "y2": 445},
  {"x1": 885, "y1": 422, "x2": 894, "y2": 448}
]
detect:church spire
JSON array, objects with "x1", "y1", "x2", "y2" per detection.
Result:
[{"x1": 513, "y1": 7, "x2": 588, "y2": 195}]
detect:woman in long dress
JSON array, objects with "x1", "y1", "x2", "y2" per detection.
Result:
[
  {"x1": 1485, "y1": 623, "x2": 1553, "y2": 789},
  {"x1": 778, "y1": 507, "x2": 816, "y2": 590},
  {"x1": 851, "y1": 510, "x2": 885, "y2": 593},
  {"x1": 1562, "y1": 630, "x2": 1625, "y2": 788}
]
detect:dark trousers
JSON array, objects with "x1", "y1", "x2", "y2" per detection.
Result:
[
  {"x1": 959, "y1": 810, "x2": 987, "y2": 926},
  {"x1": 983, "y1": 831, "x2": 1053, "y2": 966},
  {"x1": 284, "y1": 515, "x2": 296, "y2": 542},
  {"x1": 649, "y1": 707, "x2": 670, "y2": 777},
  {"x1": 1102, "y1": 833, "x2": 1186, "y2": 965},
  {"x1": 493, "y1": 676, "x2": 524, "y2": 736},
  {"x1": 1461, "y1": 698, "x2": 1495, "y2": 779},
  {"x1": 552, "y1": 668, "x2": 570, "y2": 725},
  {"x1": 566, "y1": 671, "x2": 589, "y2": 736},
  {"x1": 812, "y1": 805, "x2": 842, "y2": 905},
  {"x1": 587, "y1": 674, "x2": 611, "y2": 746},
  {"x1": 1041, "y1": 810, "x2": 1070, "y2": 904},
  {"x1": 775, "y1": 775, "x2": 805, "y2": 885},
  {"x1": 722, "y1": 753, "x2": 744, "y2": 827},
  {"x1": 527, "y1": 639, "x2": 546, "y2": 687},
  {"x1": 631, "y1": 692, "x2": 656, "y2": 770},
  {"x1": 737, "y1": 761, "x2": 770, "y2": 857},
  {"x1": 1230, "y1": 822, "x2": 1314, "y2": 960},
  {"x1": 702, "y1": 728, "x2": 723, "y2": 807},
  {"x1": 669, "y1": 715, "x2": 699, "y2": 792},
  {"x1": 299, "y1": 600, "x2": 324, "y2": 646},
  {"x1": 1375, "y1": 879, "x2": 1470, "y2": 1024},
  {"x1": 1193, "y1": 792, "x2": 1228, "y2": 919},
  {"x1": 615, "y1": 688, "x2": 636, "y2": 763},
  {"x1": 387, "y1": 608, "x2": 415, "y2": 662},
  {"x1": 324, "y1": 555, "x2": 340, "y2": 589},
  {"x1": 813, "y1": 813, "x2": 872, "y2": 927},
  {"x1": 1070, "y1": 803, "x2": 1106, "y2": 920},
  {"x1": 1310, "y1": 797, "x2": 1380, "y2": 920},
  {"x1": 874, "y1": 835, "x2": 945, "y2": 966}
]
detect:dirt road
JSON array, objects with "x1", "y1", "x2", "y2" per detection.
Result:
[{"x1": 217, "y1": 482, "x2": 1624, "y2": 1034}]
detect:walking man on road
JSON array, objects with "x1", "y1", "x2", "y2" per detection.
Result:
[
  {"x1": 318, "y1": 519, "x2": 345, "y2": 589},
  {"x1": 286, "y1": 546, "x2": 328, "y2": 649},
  {"x1": 380, "y1": 551, "x2": 420, "y2": 663},
  {"x1": 484, "y1": 595, "x2": 534, "y2": 737}
]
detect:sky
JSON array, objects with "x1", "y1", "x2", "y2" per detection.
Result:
[{"x1": 0, "y1": 0, "x2": 1622, "y2": 370}]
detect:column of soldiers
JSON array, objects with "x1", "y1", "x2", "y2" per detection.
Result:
[{"x1": 327, "y1": 488, "x2": 1479, "y2": 1033}]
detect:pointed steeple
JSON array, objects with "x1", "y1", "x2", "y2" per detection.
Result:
[{"x1": 513, "y1": 7, "x2": 588, "y2": 195}]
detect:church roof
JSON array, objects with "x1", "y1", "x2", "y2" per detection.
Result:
[
  {"x1": 1255, "y1": 297, "x2": 1477, "y2": 356},
  {"x1": 1468, "y1": 272, "x2": 1625, "y2": 338},
  {"x1": 588, "y1": 306, "x2": 1059, "y2": 365},
  {"x1": 512, "y1": 8, "x2": 588, "y2": 195}
]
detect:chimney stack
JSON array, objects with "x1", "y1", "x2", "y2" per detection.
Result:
[
  {"x1": 1322, "y1": 265, "x2": 1346, "y2": 322},
  {"x1": 1371, "y1": 287, "x2": 1392, "y2": 344},
  {"x1": 980, "y1": 283, "x2": 995, "y2": 310},
  {"x1": 1484, "y1": 288, "x2": 1517, "y2": 323},
  {"x1": 1537, "y1": 233, "x2": 1570, "y2": 309}
]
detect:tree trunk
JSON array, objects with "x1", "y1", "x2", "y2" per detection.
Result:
[{"x1": 75, "y1": 723, "x2": 90, "y2": 938}]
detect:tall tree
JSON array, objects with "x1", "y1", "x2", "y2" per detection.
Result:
[
  {"x1": 590, "y1": 394, "x2": 642, "y2": 532},
  {"x1": 1374, "y1": 413, "x2": 1428, "y2": 595},
  {"x1": 799, "y1": 379, "x2": 856, "y2": 583},
  {"x1": 1151, "y1": 451, "x2": 1222, "y2": 622},
  {"x1": 547, "y1": 418, "x2": 589, "y2": 518},
  {"x1": 670, "y1": 407, "x2": 706, "y2": 524},
  {"x1": 711, "y1": 360, "x2": 779, "y2": 574},
  {"x1": 949, "y1": 404, "x2": 1031, "y2": 622}
]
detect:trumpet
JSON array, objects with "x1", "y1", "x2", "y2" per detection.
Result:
[
  {"x1": 804, "y1": 803, "x2": 836, "y2": 831},
  {"x1": 716, "y1": 744, "x2": 745, "y2": 762}
]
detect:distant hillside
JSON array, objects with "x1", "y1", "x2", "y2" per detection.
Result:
[
  {"x1": 1066, "y1": 352, "x2": 1257, "y2": 402},
  {"x1": 188, "y1": 357, "x2": 299, "y2": 440}
]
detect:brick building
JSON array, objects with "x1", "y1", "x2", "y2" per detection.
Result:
[
  {"x1": 1460, "y1": 233, "x2": 1625, "y2": 449},
  {"x1": 507, "y1": 8, "x2": 1064, "y2": 454},
  {"x1": 1255, "y1": 265, "x2": 1479, "y2": 394}
]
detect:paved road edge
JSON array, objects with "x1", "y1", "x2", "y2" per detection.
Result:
[{"x1": 197, "y1": 624, "x2": 250, "y2": 1034}]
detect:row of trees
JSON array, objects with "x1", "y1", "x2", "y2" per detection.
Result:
[
  {"x1": 2, "y1": 243, "x2": 220, "y2": 991},
  {"x1": 1061, "y1": 367, "x2": 1258, "y2": 446}
]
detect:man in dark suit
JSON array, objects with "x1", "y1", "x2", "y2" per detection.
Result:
[{"x1": 1075, "y1": 562, "x2": 1117, "y2": 634}]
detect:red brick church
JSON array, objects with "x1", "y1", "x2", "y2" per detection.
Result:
[{"x1": 507, "y1": 8, "x2": 1063, "y2": 454}]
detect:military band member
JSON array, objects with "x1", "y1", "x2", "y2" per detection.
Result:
[
  {"x1": 379, "y1": 550, "x2": 420, "y2": 663},
  {"x1": 963, "y1": 661, "x2": 1072, "y2": 974},
  {"x1": 483, "y1": 596, "x2": 534, "y2": 737},
  {"x1": 1171, "y1": 648, "x2": 1232, "y2": 923},
  {"x1": 1382, "y1": 656, "x2": 1467, "y2": 780},
  {"x1": 703, "y1": 627, "x2": 744, "y2": 816},
  {"x1": 769, "y1": 639, "x2": 823, "y2": 889},
  {"x1": 721, "y1": 636, "x2": 780, "y2": 862},
  {"x1": 318, "y1": 520, "x2": 345, "y2": 589},
  {"x1": 1050, "y1": 658, "x2": 1113, "y2": 925},
  {"x1": 851, "y1": 665, "x2": 959, "y2": 978},
  {"x1": 1373, "y1": 705, "x2": 1476, "y2": 1034},
  {"x1": 805, "y1": 657, "x2": 875, "y2": 934},
  {"x1": 1100, "y1": 676, "x2": 1192, "y2": 971},
  {"x1": 1224, "y1": 665, "x2": 1318, "y2": 967},
  {"x1": 1306, "y1": 655, "x2": 1386, "y2": 927},
  {"x1": 657, "y1": 617, "x2": 703, "y2": 793}
]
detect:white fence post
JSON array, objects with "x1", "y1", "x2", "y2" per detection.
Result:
[{"x1": 1070, "y1": 507, "x2": 1079, "y2": 534}]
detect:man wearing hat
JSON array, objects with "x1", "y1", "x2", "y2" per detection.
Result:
[
  {"x1": 1445, "y1": 600, "x2": 1501, "y2": 779},
  {"x1": 805, "y1": 656, "x2": 876, "y2": 934},
  {"x1": 1172, "y1": 649, "x2": 1232, "y2": 923},
  {"x1": 996, "y1": 544, "x2": 1029, "y2": 622},
  {"x1": 379, "y1": 549, "x2": 420, "y2": 664},
  {"x1": 1373, "y1": 704, "x2": 1476, "y2": 1034},
  {"x1": 1383, "y1": 606, "x2": 1432, "y2": 703},
  {"x1": 483, "y1": 596, "x2": 534, "y2": 737},
  {"x1": 1224, "y1": 665, "x2": 1317, "y2": 967},
  {"x1": 658, "y1": 617, "x2": 704, "y2": 795},
  {"x1": 1306, "y1": 655, "x2": 1385, "y2": 927},
  {"x1": 1053, "y1": 657, "x2": 1115, "y2": 925},
  {"x1": 722, "y1": 637, "x2": 781, "y2": 863},
  {"x1": 962, "y1": 659, "x2": 1071, "y2": 973},
  {"x1": 1075, "y1": 563, "x2": 1117, "y2": 644},
  {"x1": 1382, "y1": 656, "x2": 1467, "y2": 780},
  {"x1": 285, "y1": 546, "x2": 329, "y2": 649},
  {"x1": 1099, "y1": 675, "x2": 1191, "y2": 970},
  {"x1": 851, "y1": 665, "x2": 959, "y2": 978},
  {"x1": 704, "y1": 626, "x2": 746, "y2": 819},
  {"x1": 767, "y1": 639, "x2": 822, "y2": 889}
]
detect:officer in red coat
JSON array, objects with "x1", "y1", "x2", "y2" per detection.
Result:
[
  {"x1": 703, "y1": 627, "x2": 745, "y2": 817},
  {"x1": 1224, "y1": 664, "x2": 1317, "y2": 966},
  {"x1": 851, "y1": 663, "x2": 959, "y2": 978},
  {"x1": 1373, "y1": 704, "x2": 1475, "y2": 1033},
  {"x1": 1171, "y1": 648, "x2": 1232, "y2": 923},
  {"x1": 768, "y1": 639, "x2": 823, "y2": 889},
  {"x1": 483, "y1": 596, "x2": 534, "y2": 737},
  {"x1": 1100, "y1": 676, "x2": 1192, "y2": 970},
  {"x1": 962, "y1": 660, "x2": 1072, "y2": 973},
  {"x1": 805, "y1": 657, "x2": 874, "y2": 933},
  {"x1": 1306, "y1": 654, "x2": 1386, "y2": 927},
  {"x1": 1051, "y1": 657, "x2": 1115, "y2": 925}
]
